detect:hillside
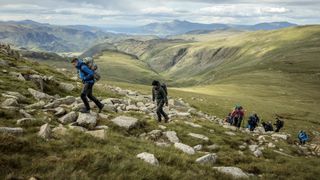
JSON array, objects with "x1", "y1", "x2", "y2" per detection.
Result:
[
  {"x1": 1, "y1": 44, "x2": 320, "y2": 179},
  {"x1": 0, "y1": 20, "x2": 112, "y2": 52}
]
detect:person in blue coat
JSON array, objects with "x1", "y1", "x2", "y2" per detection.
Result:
[
  {"x1": 298, "y1": 130, "x2": 309, "y2": 145},
  {"x1": 71, "y1": 58, "x2": 104, "y2": 113}
]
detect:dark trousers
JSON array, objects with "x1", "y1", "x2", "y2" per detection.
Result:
[
  {"x1": 237, "y1": 117, "x2": 243, "y2": 128},
  {"x1": 156, "y1": 99, "x2": 168, "y2": 122},
  {"x1": 81, "y1": 83, "x2": 103, "y2": 110}
]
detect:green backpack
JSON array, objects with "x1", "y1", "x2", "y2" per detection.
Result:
[{"x1": 83, "y1": 57, "x2": 101, "y2": 81}]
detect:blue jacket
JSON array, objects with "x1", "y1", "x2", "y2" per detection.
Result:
[
  {"x1": 76, "y1": 60, "x2": 95, "y2": 84},
  {"x1": 298, "y1": 132, "x2": 308, "y2": 141}
]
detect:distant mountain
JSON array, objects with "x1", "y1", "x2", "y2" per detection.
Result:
[
  {"x1": 0, "y1": 20, "x2": 116, "y2": 52},
  {"x1": 106, "y1": 20, "x2": 297, "y2": 36}
]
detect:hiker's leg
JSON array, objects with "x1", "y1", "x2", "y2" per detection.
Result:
[
  {"x1": 237, "y1": 117, "x2": 243, "y2": 128},
  {"x1": 81, "y1": 83, "x2": 90, "y2": 110},
  {"x1": 159, "y1": 100, "x2": 169, "y2": 120},
  {"x1": 156, "y1": 100, "x2": 162, "y2": 122},
  {"x1": 86, "y1": 83, "x2": 103, "y2": 109}
]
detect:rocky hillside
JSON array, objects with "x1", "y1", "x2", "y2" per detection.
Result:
[{"x1": 1, "y1": 44, "x2": 320, "y2": 179}]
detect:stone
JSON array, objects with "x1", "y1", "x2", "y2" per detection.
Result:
[
  {"x1": 17, "y1": 118, "x2": 36, "y2": 125},
  {"x1": 184, "y1": 121, "x2": 202, "y2": 128},
  {"x1": 0, "y1": 127, "x2": 23, "y2": 135},
  {"x1": 267, "y1": 142, "x2": 276, "y2": 148},
  {"x1": 38, "y1": 123, "x2": 51, "y2": 139},
  {"x1": 194, "y1": 144, "x2": 203, "y2": 151},
  {"x1": 147, "y1": 130, "x2": 162, "y2": 140},
  {"x1": 163, "y1": 131, "x2": 180, "y2": 143},
  {"x1": 28, "y1": 88, "x2": 53, "y2": 100},
  {"x1": 177, "y1": 112, "x2": 191, "y2": 117},
  {"x1": 249, "y1": 145, "x2": 259, "y2": 152},
  {"x1": 125, "y1": 105, "x2": 139, "y2": 111},
  {"x1": 59, "y1": 82, "x2": 75, "y2": 92},
  {"x1": 86, "y1": 129, "x2": 107, "y2": 139},
  {"x1": 69, "y1": 125, "x2": 87, "y2": 132},
  {"x1": 76, "y1": 112, "x2": 97, "y2": 130},
  {"x1": 2, "y1": 98, "x2": 19, "y2": 107},
  {"x1": 239, "y1": 145, "x2": 246, "y2": 150},
  {"x1": 225, "y1": 131, "x2": 236, "y2": 136},
  {"x1": 111, "y1": 116, "x2": 138, "y2": 130},
  {"x1": 95, "y1": 125, "x2": 109, "y2": 130},
  {"x1": 52, "y1": 125, "x2": 68, "y2": 136},
  {"x1": 98, "y1": 113, "x2": 110, "y2": 120},
  {"x1": 9, "y1": 72, "x2": 25, "y2": 81},
  {"x1": 58, "y1": 111, "x2": 78, "y2": 124},
  {"x1": 26, "y1": 101, "x2": 45, "y2": 109},
  {"x1": 207, "y1": 144, "x2": 220, "y2": 150},
  {"x1": 174, "y1": 143, "x2": 195, "y2": 155},
  {"x1": 222, "y1": 125, "x2": 237, "y2": 131},
  {"x1": 158, "y1": 125, "x2": 167, "y2": 130},
  {"x1": 196, "y1": 153, "x2": 218, "y2": 164},
  {"x1": 137, "y1": 152, "x2": 159, "y2": 165},
  {"x1": 19, "y1": 109, "x2": 32, "y2": 118},
  {"x1": 2, "y1": 91, "x2": 27, "y2": 102},
  {"x1": 271, "y1": 134, "x2": 289, "y2": 140},
  {"x1": 188, "y1": 133, "x2": 209, "y2": 141},
  {"x1": 72, "y1": 103, "x2": 85, "y2": 111},
  {"x1": 136, "y1": 102, "x2": 145, "y2": 107},
  {"x1": 54, "y1": 107, "x2": 66, "y2": 116},
  {"x1": 57, "y1": 96, "x2": 76, "y2": 105},
  {"x1": 253, "y1": 149, "x2": 263, "y2": 157},
  {"x1": 213, "y1": 167, "x2": 248, "y2": 179},
  {"x1": 155, "y1": 142, "x2": 171, "y2": 147}
]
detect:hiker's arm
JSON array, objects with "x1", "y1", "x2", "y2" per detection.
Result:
[
  {"x1": 161, "y1": 88, "x2": 168, "y2": 105},
  {"x1": 81, "y1": 65, "x2": 94, "y2": 81},
  {"x1": 152, "y1": 88, "x2": 155, "y2": 102}
]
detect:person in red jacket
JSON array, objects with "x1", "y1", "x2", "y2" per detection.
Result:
[{"x1": 231, "y1": 106, "x2": 245, "y2": 128}]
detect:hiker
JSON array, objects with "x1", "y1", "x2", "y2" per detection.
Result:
[
  {"x1": 298, "y1": 130, "x2": 309, "y2": 145},
  {"x1": 225, "y1": 113, "x2": 233, "y2": 124},
  {"x1": 152, "y1": 80, "x2": 169, "y2": 123},
  {"x1": 248, "y1": 113, "x2": 260, "y2": 131},
  {"x1": 274, "y1": 117, "x2": 284, "y2": 132},
  {"x1": 231, "y1": 105, "x2": 245, "y2": 128},
  {"x1": 71, "y1": 58, "x2": 104, "y2": 113},
  {"x1": 262, "y1": 121, "x2": 273, "y2": 132}
]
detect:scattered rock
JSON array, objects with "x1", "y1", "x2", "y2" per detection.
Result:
[
  {"x1": 249, "y1": 145, "x2": 259, "y2": 152},
  {"x1": 58, "y1": 111, "x2": 78, "y2": 124},
  {"x1": 28, "y1": 88, "x2": 53, "y2": 100},
  {"x1": 19, "y1": 109, "x2": 32, "y2": 118},
  {"x1": 137, "y1": 152, "x2": 159, "y2": 165},
  {"x1": 0, "y1": 127, "x2": 23, "y2": 135},
  {"x1": 26, "y1": 101, "x2": 46, "y2": 109},
  {"x1": 86, "y1": 129, "x2": 106, "y2": 139},
  {"x1": 68, "y1": 125, "x2": 87, "y2": 132},
  {"x1": 174, "y1": 142, "x2": 195, "y2": 155},
  {"x1": 126, "y1": 104, "x2": 139, "y2": 111},
  {"x1": 184, "y1": 121, "x2": 202, "y2": 128},
  {"x1": 76, "y1": 112, "x2": 97, "y2": 130},
  {"x1": 196, "y1": 153, "x2": 218, "y2": 164},
  {"x1": 225, "y1": 131, "x2": 236, "y2": 136},
  {"x1": 17, "y1": 118, "x2": 36, "y2": 125},
  {"x1": 253, "y1": 149, "x2": 263, "y2": 157},
  {"x1": 95, "y1": 125, "x2": 109, "y2": 130},
  {"x1": 213, "y1": 167, "x2": 248, "y2": 179},
  {"x1": 272, "y1": 134, "x2": 289, "y2": 140},
  {"x1": 54, "y1": 107, "x2": 66, "y2": 116},
  {"x1": 52, "y1": 124, "x2": 68, "y2": 136},
  {"x1": 188, "y1": 133, "x2": 209, "y2": 141},
  {"x1": 98, "y1": 113, "x2": 110, "y2": 120},
  {"x1": 147, "y1": 130, "x2": 162, "y2": 140},
  {"x1": 2, "y1": 98, "x2": 19, "y2": 107},
  {"x1": 158, "y1": 125, "x2": 167, "y2": 130},
  {"x1": 111, "y1": 116, "x2": 138, "y2": 130},
  {"x1": 193, "y1": 144, "x2": 203, "y2": 151},
  {"x1": 163, "y1": 131, "x2": 180, "y2": 143},
  {"x1": 38, "y1": 123, "x2": 51, "y2": 139},
  {"x1": 59, "y1": 82, "x2": 75, "y2": 92},
  {"x1": 207, "y1": 144, "x2": 220, "y2": 150},
  {"x1": 267, "y1": 142, "x2": 276, "y2": 148}
]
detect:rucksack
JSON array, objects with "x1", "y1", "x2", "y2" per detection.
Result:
[
  {"x1": 83, "y1": 57, "x2": 101, "y2": 81},
  {"x1": 161, "y1": 83, "x2": 168, "y2": 96}
]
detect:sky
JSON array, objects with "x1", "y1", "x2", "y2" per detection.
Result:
[{"x1": 0, "y1": 0, "x2": 319, "y2": 27}]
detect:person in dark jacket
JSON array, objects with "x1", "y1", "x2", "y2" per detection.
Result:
[
  {"x1": 262, "y1": 121, "x2": 273, "y2": 132},
  {"x1": 298, "y1": 130, "x2": 308, "y2": 145},
  {"x1": 274, "y1": 117, "x2": 284, "y2": 132},
  {"x1": 71, "y1": 58, "x2": 104, "y2": 113},
  {"x1": 152, "y1": 80, "x2": 169, "y2": 123},
  {"x1": 248, "y1": 113, "x2": 260, "y2": 131}
]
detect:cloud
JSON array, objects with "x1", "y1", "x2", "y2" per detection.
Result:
[{"x1": 141, "y1": 7, "x2": 175, "y2": 14}]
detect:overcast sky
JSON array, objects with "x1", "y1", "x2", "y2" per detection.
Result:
[{"x1": 0, "y1": 0, "x2": 319, "y2": 26}]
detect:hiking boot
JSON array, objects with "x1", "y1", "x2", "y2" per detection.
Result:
[
  {"x1": 80, "y1": 108, "x2": 90, "y2": 113},
  {"x1": 164, "y1": 118, "x2": 169, "y2": 123},
  {"x1": 98, "y1": 104, "x2": 105, "y2": 113}
]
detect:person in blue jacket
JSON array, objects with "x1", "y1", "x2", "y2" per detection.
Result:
[
  {"x1": 71, "y1": 58, "x2": 104, "y2": 113},
  {"x1": 298, "y1": 130, "x2": 309, "y2": 145}
]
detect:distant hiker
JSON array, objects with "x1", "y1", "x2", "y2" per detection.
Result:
[
  {"x1": 262, "y1": 121, "x2": 273, "y2": 132},
  {"x1": 248, "y1": 113, "x2": 260, "y2": 131},
  {"x1": 152, "y1": 80, "x2": 169, "y2": 123},
  {"x1": 274, "y1": 117, "x2": 284, "y2": 132},
  {"x1": 71, "y1": 58, "x2": 104, "y2": 113},
  {"x1": 231, "y1": 105, "x2": 245, "y2": 128},
  {"x1": 225, "y1": 113, "x2": 233, "y2": 124},
  {"x1": 298, "y1": 130, "x2": 309, "y2": 145}
]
